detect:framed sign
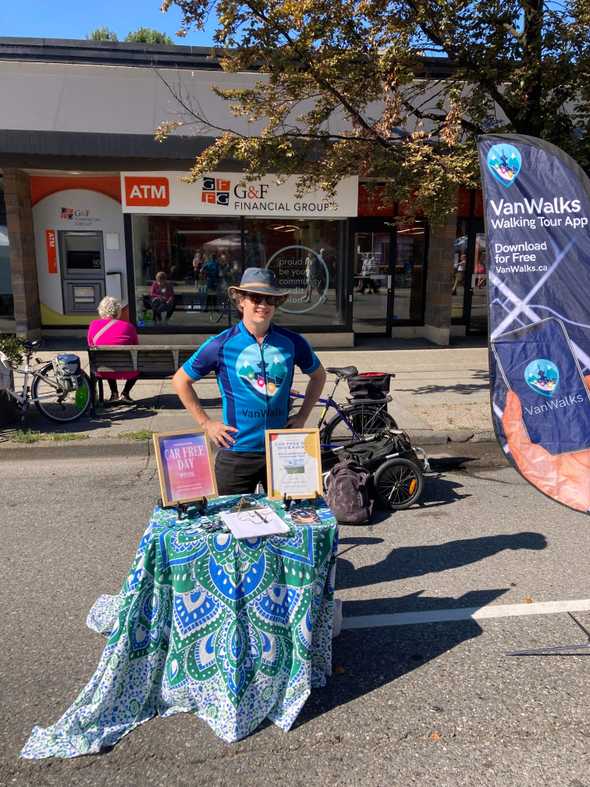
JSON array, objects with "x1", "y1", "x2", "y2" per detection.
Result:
[
  {"x1": 265, "y1": 428, "x2": 323, "y2": 500},
  {"x1": 153, "y1": 430, "x2": 217, "y2": 506}
]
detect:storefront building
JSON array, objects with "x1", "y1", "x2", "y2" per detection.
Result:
[{"x1": 0, "y1": 38, "x2": 485, "y2": 346}]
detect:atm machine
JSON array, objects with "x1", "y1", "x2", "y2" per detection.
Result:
[{"x1": 59, "y1": 230, "x2": 106, "y2": 315}]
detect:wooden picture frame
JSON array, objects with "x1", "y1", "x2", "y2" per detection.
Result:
[
  {"x1": 152, "y1": 430, "x2": 217, "y2": 507},
  {"x1": 265, "y1": 428, "x2": 323, "y2": 500}
]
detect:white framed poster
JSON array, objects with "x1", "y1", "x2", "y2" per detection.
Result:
[{"x1": 265, "y1": 428, "x2": 323, "y2": 500}]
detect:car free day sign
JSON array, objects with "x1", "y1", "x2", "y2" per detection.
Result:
[
  {"x1": 478, "y1": 134, "x2": 590, "y2": 511},
  {"x1": 121, "y1": 172, "x2": 358, "y2": 217}
]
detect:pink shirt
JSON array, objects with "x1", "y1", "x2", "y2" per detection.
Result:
[
  {"x1": 87, "y1": 318, "x2": 139, "y2": 380},
  {"x1": 150, "y1": 281, "x2": 174, "y2": 302}
]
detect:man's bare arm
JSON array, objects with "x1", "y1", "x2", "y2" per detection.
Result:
[{"x1": 288, "y1": 364, "x2": 326, "y2": 427}]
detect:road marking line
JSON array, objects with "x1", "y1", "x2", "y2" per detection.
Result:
[{"x1": 342, "y1": 598, "x2": 590, "y2": 629}]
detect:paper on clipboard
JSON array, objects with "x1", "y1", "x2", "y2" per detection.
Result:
[{"x1": 219, "y1": 507, "x2": 290, "y2": 539}]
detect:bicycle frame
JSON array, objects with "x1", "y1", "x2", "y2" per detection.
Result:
[
  {"x1": 290, "y1": 375, "x2": 387, "y2": 444},
  {"x1": 0, "y1": 351, "x2": 65, "y2": 411}
]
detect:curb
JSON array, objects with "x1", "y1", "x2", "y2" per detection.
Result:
[
  {"x1": 0, "y1": 439, "x2": 150, "y2": 461},
  {"x1": 406, "y1": 429, "x2": 496, "y2": 446},
  {"x1": 1, "y1": 430, "x2": 500, "y2": 458}
]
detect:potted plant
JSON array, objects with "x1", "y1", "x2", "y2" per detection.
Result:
[{"x1": 0, "y1": 334, "x2": 23, "y2": 426}]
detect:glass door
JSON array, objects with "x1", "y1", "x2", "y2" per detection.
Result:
[
  {"x1": 467, "y1": 229, "x2": 488, "y2": 334},
  {"x1": 351, "y1": 220, "x2": 394, "y2": 335}
]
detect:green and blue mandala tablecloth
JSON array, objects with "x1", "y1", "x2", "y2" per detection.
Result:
[{"x1": 21, "y1": 496, "x2": 338, "y2": 759}]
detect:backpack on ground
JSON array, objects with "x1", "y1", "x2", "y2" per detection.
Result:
[{"x1": 325, "y1": 459, "x2": 372, "y2": 525}]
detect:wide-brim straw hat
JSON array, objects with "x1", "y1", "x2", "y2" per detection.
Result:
[{"x1": 228, "y1": 267, "x2": 289, "y2": 301}]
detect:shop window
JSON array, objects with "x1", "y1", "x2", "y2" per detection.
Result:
[
  {"x1": 0, "y1": 181, "x2": 14, "y2": 327},
  {"x1": 243, "y1": 218, "x2": 347, "y2": 328},
  {"x1": 452, "y1": 220, "x2": 469, "y2": 321},
  {"x1": 395, "y1": 221, "x2": 427, "y2": 322},
  {"x1": 453, "y1": 215, "x2": 487, "y2": 333},
  {"x1": 131, "y1": 215, "x2": 241, "y2": 330},
  {"x1": 0, "y1": 224, "x2": 12, "y2": 322}
]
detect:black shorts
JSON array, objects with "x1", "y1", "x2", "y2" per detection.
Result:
[{"x1": 214, "y1": 449, "x2": 267, "y2": 495}]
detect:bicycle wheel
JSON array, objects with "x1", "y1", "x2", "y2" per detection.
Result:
[
  {"x1": 209, "y1": 299, "x2": 226, "y2": 323},
  {"x1": 32, "y1": 365, "x2": 91, "y2": 423},
  {"x1": 373, "y1": 458, "x2": 424, "y2": 510},
  {"x1": 321, "y1": 402, "x2": 397, "y2": 446}
]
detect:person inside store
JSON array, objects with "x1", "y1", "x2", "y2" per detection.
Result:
[
  {"x1": 201, "y1": 253, "x2": 220, "y2": 312},
  {"x1": 87, "y1": 296, "x2": 139, "y2": 404},
  {"x1": 192, "y1": 250, "x2": 203, "y2": 285},
  {"x1": 172, "y1": 267, "x2": 327, "y2": 494},
  {"x1": 358, "y1": 254, "x2": 379, "y2": 294},
  {"x1": 452, "y1": 252, "x2": 466, "y2": 295},
  {"x1": 149, "y1": 271, "x2": 176, "y2": 322}
]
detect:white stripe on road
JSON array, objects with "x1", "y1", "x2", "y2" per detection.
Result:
[{"x1": 342, "y1": 598, "x2": 590, "y2": 629}]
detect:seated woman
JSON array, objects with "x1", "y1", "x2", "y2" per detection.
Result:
[
  {"x1": 87, "y1": 296, "x2": 139, "y2": 404},
  {"x1": 149, "y1": 271, "x2": 175, "y2": 322}
]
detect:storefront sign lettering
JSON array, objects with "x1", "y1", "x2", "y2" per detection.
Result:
[
  {"x1": 121, "y1": 172, "x2": 358, "y2": 217},
  {"x1": 124, "y1": 176, "x2": 170, "y2": 207},
  {"x1": 45, "y1": 229, "x2": 57, "y2": 274}
]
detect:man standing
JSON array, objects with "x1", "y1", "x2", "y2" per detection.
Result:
[{"x1": 172, "y1": 268, "x2": 326, "y2": 494}]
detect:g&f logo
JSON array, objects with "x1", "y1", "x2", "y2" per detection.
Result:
[
  {"x1": 60, "y1": 207, "x2": 90, "y2": 220},
  {"x1": 486, "y1": 143, "x2": 522, "y2": 188},
  {"x1": 525, "y1": 359, "x2": 559, "y2": 399},
  {"x1": 202, "y1": 177, "x2": 230, "y2": 206}
]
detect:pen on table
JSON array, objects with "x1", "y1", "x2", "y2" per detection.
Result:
[{"x1": 254, "y1": 510, "x2": 268, "y2": 523}]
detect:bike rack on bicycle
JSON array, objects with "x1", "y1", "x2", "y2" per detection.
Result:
[{"x1": 289, "y1": 381, "x2": 394, "y2": 448}]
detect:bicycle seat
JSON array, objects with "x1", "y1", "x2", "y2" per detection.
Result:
[
  {"x1": 325, "y1": 366, "x2": 359, "y2": 379},
  {"x1": 23, "y1": 340, "x2": 40, "y2": 350}
]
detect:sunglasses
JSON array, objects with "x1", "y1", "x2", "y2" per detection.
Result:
[{"x1": 244, "y1": 293, "x2": 283, "y2": 307}]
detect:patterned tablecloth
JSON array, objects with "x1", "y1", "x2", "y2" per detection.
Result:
[{"x1": 21, "y1": 496, "x2": 338, "y2": 759}]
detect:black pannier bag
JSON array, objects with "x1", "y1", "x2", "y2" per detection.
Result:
[{"x1": 347, "y1": 372, "x2": 393, "y2": 400}]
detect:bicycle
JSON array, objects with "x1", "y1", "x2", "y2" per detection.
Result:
[
  {"x1": 290, "y1": 365, "x2": 397, "y2": 447},
  {"x1": 209, "y1": 296, "x2": 232, "y2": 323},
  {"x1": 0, "y1": 340, "x2": 92, "y2": 424}
]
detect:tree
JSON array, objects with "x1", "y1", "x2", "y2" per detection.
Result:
[
  {"x1": 159, "y1": 0, "x2": 590, "y2": 219},
  {"x1": 125, "y1": 28, "x2": 174, "y2": 45},
  {"x1": 87, "y1": 27, "x2": 118, "y2": 41}
]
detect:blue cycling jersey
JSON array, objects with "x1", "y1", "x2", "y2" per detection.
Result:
[{"x1": 182, "y1": 321, "x2": 320, "y2": 452}]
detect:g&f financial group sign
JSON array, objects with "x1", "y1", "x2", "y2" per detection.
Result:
[{"x1": 121, "y1": 172, "x2": 358, "y2": 218}]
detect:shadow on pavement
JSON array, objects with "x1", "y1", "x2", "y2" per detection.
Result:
[
  {"x1": 415, "y1": 473, "x2": 469, "y2": 508},
  {"x1": 336, "y1": 532, "x2": 547, "y2": 590},
  {"x1": 140, "y1": 392, "x2": 222, "y2": 410},
  {"x1": 296, "y1": 588, "x2": 507, "y2": 726},
  {"x1": 398, "y1": 382, "x2": 489, "y2": 396},
  {"x1": 18, "y1": 405, "x2": 158, "y2": 435}
]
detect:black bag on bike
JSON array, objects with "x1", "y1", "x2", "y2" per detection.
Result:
[
  {"x1": 52, "y1": 354, "x2": 82, "y2": 391},
  {"x1": 347, "y1": 372, "x2": 392, "y2": 401},
  {"x1": 325, "y1": 459, "x2": 372, "y2": 525}
]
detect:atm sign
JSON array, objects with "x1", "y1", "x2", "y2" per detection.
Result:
[{"x1": 124, "y1": 177, "x2": 170, "y2": 207}]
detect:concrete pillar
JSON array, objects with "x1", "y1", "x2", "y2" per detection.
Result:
[
  {"x1": 423, "y1": 205, "x2": 456, "y2": 345},
  {"x1": 3, "y1": 169, "x2": 41, "y2": 337}
]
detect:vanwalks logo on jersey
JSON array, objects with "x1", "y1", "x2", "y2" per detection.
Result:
[{"x1": 236, "y1": 345, "x2": 288, "y2": 399}]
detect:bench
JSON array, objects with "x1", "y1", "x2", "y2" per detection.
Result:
[{"x1": 87, "y1": 344, "x2": 202, "y2": 413}]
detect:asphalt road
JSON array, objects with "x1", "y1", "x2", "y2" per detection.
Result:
[{"x1": 2, "y1": 451, "x2": 590, "y2": 787}]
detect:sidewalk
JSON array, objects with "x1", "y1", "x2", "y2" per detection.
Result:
[{"x1": 0, "y1": 340, "x2": 494, "y2": 448}]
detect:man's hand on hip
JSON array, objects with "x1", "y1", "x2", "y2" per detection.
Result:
[
  {"x1": 203, "y1": 420, "x2": 238, "y2": 448},
  {"x1": 287, "y1": 413, "x2": 308, "y2": 429}
]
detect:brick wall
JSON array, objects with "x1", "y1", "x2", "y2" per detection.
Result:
[{"x1": 3, "y1": 169, "x2": 41, "y2": 337}]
